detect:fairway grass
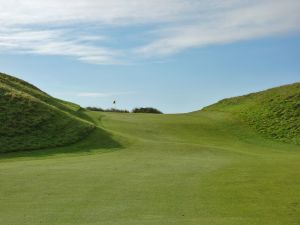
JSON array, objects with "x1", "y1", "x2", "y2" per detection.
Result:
[{"x1": 0, "y1": 111, "x2": 299, "y2": 225}]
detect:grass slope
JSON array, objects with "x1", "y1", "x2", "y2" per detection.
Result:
[
  {"x1": 0, "y1": 110, "x2": 299, "y2": 225},
  {"x1": 203, "y1": 83, "x2": 300, "y2": 144},
  {"x1": 0, "y1": 72, "x2": 94, "y2": 152}
]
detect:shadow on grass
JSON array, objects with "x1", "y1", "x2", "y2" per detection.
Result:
[{"x1": 0, "y1": 126, "x2": 122, "y2": 160}]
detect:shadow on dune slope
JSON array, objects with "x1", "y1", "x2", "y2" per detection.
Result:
[{"x1": 0, "y1": 126, "x2": 122, "y2": 160}]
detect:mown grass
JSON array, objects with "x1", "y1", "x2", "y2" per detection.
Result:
[
  {"x1": 204, "y1": 83, "x2": 300, "y2": 144},
  {"x1": 0, "y1": 110, "x2": 299, "y2": 225},
  {"x1": 0, "y1": 73, "x2": 94, "y2": 152}
]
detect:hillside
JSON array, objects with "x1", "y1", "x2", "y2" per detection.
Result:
[
  {"x1": 203, "y1": 83, "x2": 300, "y2": 144},
  {"x1": 0, "y1": 72, "x2": 94, "y2": 153}
]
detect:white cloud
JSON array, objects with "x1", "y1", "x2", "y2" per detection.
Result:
[
  {"x1": 0, "y1": 0, "x2": 203, "y2": 26},
  {"x1": 0, "y1": 28, "x2": 118, "y2": 64},
  {"x1": 137, "y1": 0, "x2": 300, "y2": 56},
  {"x1": 0, "y1": 0, "x2": 299, "y2": 63}
]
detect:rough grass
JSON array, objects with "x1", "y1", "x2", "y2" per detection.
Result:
[
  {"x1": 0, "y1": 73, "x2": 94, "y2": 152},
  {"x1": 203, "y1": 83, "x2": 300, "y2": 144}
]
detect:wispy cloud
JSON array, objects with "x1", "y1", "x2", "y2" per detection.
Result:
[
  {"x1": 0, "y1": 28, "x2": 119, "y2": 64},
  {"x1": 136, "y1": 0, "x2": 300, "y2": 56},
  {"x1": 0, "y1": 0, "x2": 299, "y2": 64}
]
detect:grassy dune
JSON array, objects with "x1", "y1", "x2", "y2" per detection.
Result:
[
  {"x1": 0, "y1": 73, "x2": 94, "y2": 152},
  {"x1": 0, "y1": 110, "x2": 299, "y2": 225},
  {"x1": 204, "y1": 83, "x2": 300, "y2": 144}
]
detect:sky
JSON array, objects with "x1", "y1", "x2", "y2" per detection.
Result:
[{"x1": 0, "y1": 0, "x2": 299, "y2": 113}]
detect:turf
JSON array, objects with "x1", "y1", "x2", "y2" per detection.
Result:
[
  {"x1": 0, "y1": 72, "x2": 94, "y2": 152},
  {"x1": 0, "y1": 110, "x2": 299, "y2": 225}
]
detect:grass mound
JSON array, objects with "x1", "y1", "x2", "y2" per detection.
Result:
[
  {"x1": 0, "y1": 72, "x2": 94, "y2": 153},
  {"x1": 204, "y1": 83, "x2": 300, "y2": 144}
]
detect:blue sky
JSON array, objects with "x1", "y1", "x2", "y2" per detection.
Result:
[{"x1": 1, "y1": 0, "x2": 299, "y2": 113}]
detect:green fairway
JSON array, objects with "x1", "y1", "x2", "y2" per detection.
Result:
[{"x1": 1, "y1": 110, "x2": 299, "y2": 225}]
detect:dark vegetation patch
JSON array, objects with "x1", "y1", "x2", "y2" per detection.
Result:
[
  {"x1": 87, "y1": 107, "x2": 163, "y2": 114},
  {"x1": 132, "y1": 107, "x2": 163, "y2": 114}
]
